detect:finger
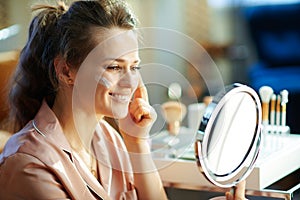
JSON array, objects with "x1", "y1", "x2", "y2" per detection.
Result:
[
  {"x1": 132, "y1": 106, "x2": 151, "y2": 123},
  {"x1": 234, "y1": 180, "x2": 246, "y2": 200},
  {"x1": 130, "y1": 99, "x2": 151, "y2": 122},
  {"x1": 129, "y1": 98, "x2": 148, "y2": 113},
  {"x1": 225, "y1": 191, "x2": 233, "y2": 200},
  {"x1": 133, "y1": 75, "x2": 148, "y2": 102}
]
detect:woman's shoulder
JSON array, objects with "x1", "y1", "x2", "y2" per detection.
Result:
[
  {"x1": 0, "y1": 120, "x2": 57, "y2": 166},
  {"x1": 0, "y1": 151, "x2": 46, "y2": 171},
  {"x1": 0, "y1": 150, "x2": 70, "y2": 200},
  {"x1": 0, "y1": 151, "x2": 46, "y2": 197},
  {"x1": 0, "y1": 122, "x2": 35, "y2": 162}
]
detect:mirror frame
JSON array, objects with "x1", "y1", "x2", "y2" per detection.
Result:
[{"x1": 195, "y1": 83, "x2": 262, "y2": 188}]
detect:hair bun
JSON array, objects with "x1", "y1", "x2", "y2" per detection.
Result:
[{"x1": 56, "y1": 1, "x2": 68, "y2": 15}]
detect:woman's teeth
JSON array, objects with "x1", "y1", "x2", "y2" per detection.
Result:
[{"x1": 109, "y1": 92, "x2": 130, "y2": 102}]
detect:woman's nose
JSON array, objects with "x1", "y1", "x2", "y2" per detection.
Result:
[{"x1": 118, "y1": 71, "x2": 137, "y2": 88}]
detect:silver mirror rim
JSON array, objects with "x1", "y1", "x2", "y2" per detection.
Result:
[{"x1": 195, "y1": 83, "x2": 262, "y2": 188}]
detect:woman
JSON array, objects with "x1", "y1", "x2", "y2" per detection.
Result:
[{"x1": 0, "y1": 0, "x2": 246, "y2": 199}]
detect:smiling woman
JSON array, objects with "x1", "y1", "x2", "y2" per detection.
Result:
[
  {"x1": 0, "y1": 1, "x2": 248, "y2": 199},
  {"x1": 0, "y1": 1, "x2": 167, "y2": 199}
]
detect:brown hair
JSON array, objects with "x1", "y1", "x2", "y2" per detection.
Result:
[{"x1": 8, "y1": 0, "x2": 137, "y2": 132}]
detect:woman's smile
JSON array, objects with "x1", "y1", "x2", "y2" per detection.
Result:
[{"x1": 108, "y1": 91, "x2": 132, "y2": 103}]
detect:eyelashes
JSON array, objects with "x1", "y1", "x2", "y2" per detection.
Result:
[
  {"x1": 105, "y1": 65, "x2": 141, "y2": 72},
  {"x1": 106, "y1": 65, "x2": 122, "y2": 71},
  {"x1": 132, "y1": 66, "x2": 141, "y2": 71}
]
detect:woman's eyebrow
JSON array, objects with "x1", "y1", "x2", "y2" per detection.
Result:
[{"x1": 105, "y1": 58, "x2": 141, "y2": 64}]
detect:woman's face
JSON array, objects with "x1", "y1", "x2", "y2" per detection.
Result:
[{"x1": 92, "y1": 28, "x2": 140, "y2": 119}]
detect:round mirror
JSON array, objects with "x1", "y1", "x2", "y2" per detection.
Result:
[{"x1": 195, "y1": 83, "x2": 262, "y2": 188}]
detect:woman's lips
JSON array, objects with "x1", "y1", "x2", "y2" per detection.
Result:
[{"x1": 109, "y1": 92, "x2": 131, "y2": 103}]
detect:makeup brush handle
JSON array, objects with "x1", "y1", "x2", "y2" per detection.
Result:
[
  {"x1": 262, "y1": 102, "x2": 269, "y2": 124},
  {"x1": 270, "y1": 111, "x2": 275, "y2": 126},
  {"x1": 281, "y1": 104, "x2": 286, "y2": 126},
  {"x1": 276, "y1": 95, "x2": 281, "y2": 127}
]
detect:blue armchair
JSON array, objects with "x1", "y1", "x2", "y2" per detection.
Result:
[{"x1": 243, "y1": 3, "x2": 300, "y2": 133}]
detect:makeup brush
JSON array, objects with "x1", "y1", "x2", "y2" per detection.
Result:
[
  {"x1": 276, "y1": 95, "x2": 281, "y2": 127},
  {"x1": 280, "y1": 90, "x2": 289, "y2": 127},
  {"x1": 270, "y1": 94, "x2": 276, "y2": 127},
  {"x1": 259, "y1": 86, "x2": 274, "y2": 126}
]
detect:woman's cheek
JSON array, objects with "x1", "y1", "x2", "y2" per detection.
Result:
[
  {"x1": 97, "y1": 77, "x2": 112, "y2": 88},
  {"x1": 132, "y1": 74, "x2": 140, "y2": 90},
  {"x1": 95, "y1": 73, "x2": 116, "y2": 88}
]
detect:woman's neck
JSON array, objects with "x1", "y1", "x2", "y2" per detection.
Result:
[{"x1": 52, "y1": 93, "x2": 99, "y2": 153}]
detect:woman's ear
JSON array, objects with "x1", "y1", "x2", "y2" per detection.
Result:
[{"x1": 54, "y1": 55, "x2": 75, "y2": 85}]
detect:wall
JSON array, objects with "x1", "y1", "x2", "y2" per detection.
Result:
[
  {"x1": 5, "y1": 0, "x2": 32, "y2": 50},
  {"x1": 128, "y1": 0, "x2": 238, "y2": 102}
]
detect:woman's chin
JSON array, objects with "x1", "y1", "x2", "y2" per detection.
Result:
[{"x1": 112, "y1": 109, "x2": 128, "y2": 119}]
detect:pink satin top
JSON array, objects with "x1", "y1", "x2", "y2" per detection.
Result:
[{"x1": 0, "y1": 101, "x2": 138, "y2": 200}]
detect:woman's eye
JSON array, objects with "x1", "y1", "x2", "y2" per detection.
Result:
[
  {"x1": 106, "y1": 65, "x2": 122, "y2": 71},
  {"x1": 131, "y1": 65, "x2": 141, "y2": 71}
]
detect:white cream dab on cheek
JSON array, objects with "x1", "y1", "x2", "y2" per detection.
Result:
[{"x1": 95, "y1": 75, "x2": 112, "y2": 88}]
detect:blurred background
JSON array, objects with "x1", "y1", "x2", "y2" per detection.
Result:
[{"x1": 1, "y1": 0, "x2": 300, "y2": 133}]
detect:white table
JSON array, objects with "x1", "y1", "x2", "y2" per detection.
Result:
[{"x1": 151, "y1": 127, "x2": 300, "y2": 199}]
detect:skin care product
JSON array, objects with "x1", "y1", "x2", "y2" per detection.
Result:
[{"x1": 95, "y1": 75, "x2": 112, "y2": 88}]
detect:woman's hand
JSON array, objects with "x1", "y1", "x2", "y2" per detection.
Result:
[
  {"x1": 118, "y1": 77, "x2": 157, "y2": 145},
  {"x1": 118, "y1": 77, "x2": 168, "y2": 200},
  {"x1": 225, "y1": 180, "x2": 247, "y2": 200}
]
